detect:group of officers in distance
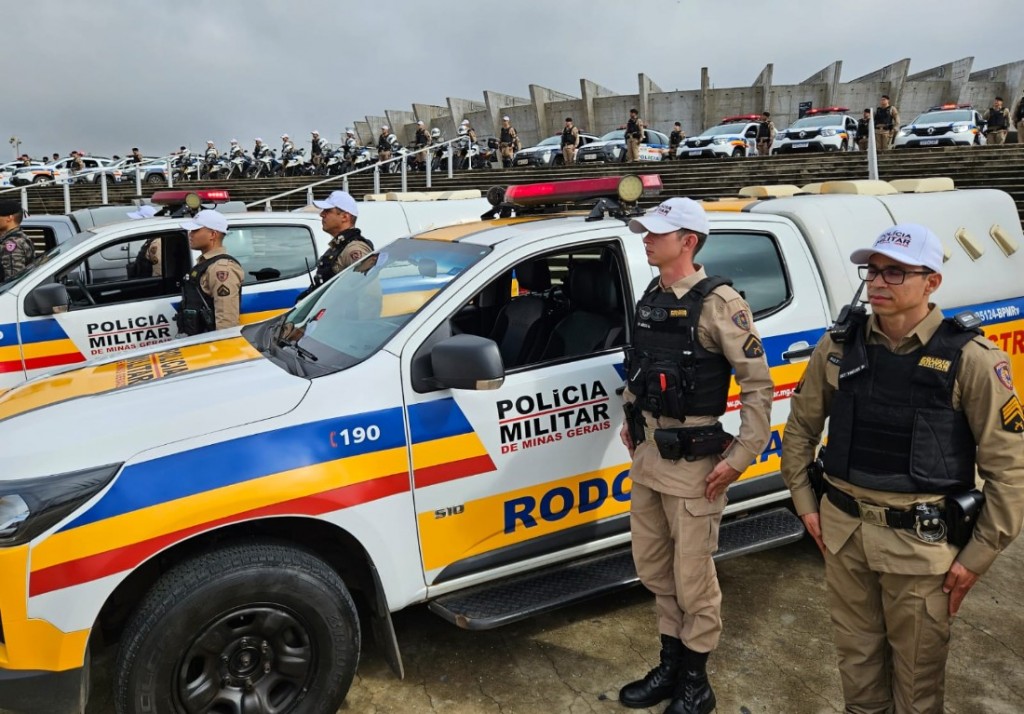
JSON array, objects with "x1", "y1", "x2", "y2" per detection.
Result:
[{"x1": 4, "y1": 171, "x2": 1024, "y2": 711}]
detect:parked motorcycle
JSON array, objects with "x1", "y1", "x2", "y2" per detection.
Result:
[{"x1": 249, "y1": 149, "x2": 278, "y2": 178}]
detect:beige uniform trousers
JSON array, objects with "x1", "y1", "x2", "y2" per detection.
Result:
[
  {"x1": 987, "y1": 130, "x2": 1008, "y2": 145},
  {"x1": 630, "y1": 481, "x2": 725, "y2": 653},
  {"x1": 561, "y1": 146, "x2": 576, "y2": 164},
  {"x1": 1017, "y1": 121, "x2": 1024, "y2": 144},
  {"x1": 823, "y1": 496, "x2": 951, "y2": 714},
  {"x1": 626, "y1": 137, "x2": 641, "y2": 162},
  {"x1": 875, "y1": 129, "x2": 895, "y2": 151}
]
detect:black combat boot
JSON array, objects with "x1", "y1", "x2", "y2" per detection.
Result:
[
  {"x1": 664, "y1": 646, "x2": 716, "y2": 714},
  {"x1": 619, "y1": 634, "x2": 684, "y2": 708}
]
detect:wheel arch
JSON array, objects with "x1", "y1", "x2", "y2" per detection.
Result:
[{"x1": 91, "y1": 516, "x2": 402, "y2": 675}]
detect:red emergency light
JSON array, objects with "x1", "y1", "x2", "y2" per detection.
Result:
[
  {"x1": 503, "y1": 175, "x2": 662, "y2": 207},
  {"x1": 928, "y1": 103, "x2": 973, "y2": 111},
  {"x1": 151, "y1": 189, "x2": 231, "y2": 205},
  {"x1": 721, "y1": 114, "x2": 762, "y2": 123},
  {"x1": 806, "y1": 106, "x2": 850, "y2": 115}
]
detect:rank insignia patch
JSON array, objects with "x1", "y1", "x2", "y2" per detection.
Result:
[
  {"x1": 1001, "y1": 395, "x2": 1024, "y2": 433},
  {"x1": 216, "y1": 285, "x2": 231, "y2": 297},
  {"x1": 731, "y1": 310, "x2": 750, "y2": 331},
  {"x1": 994, "y1": 361, "x2": 1013, "y2": 391},
  {"x1": 742, "y1": 335, "x2": 764, "y2": 359}
]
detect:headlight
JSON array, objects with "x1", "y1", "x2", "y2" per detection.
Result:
[
  {"x1": 821, "y1": 128, "x2": 837, "y2": 136},
  {"x1": 712, "y1": 137, "x2": 729, "y2": 145},
  {"x1": 951, "y1": 124, "x2": 969, "y2": 133},
  {"x1": 897, "y1": 128, "x2": 911, "y2": 137},
  {"x1": 611, "y1": 147, "x2": 622, "y2": 157},
  {"x1": 774, "y1": 133, "x2": 785, "y2": 142},
  {"x1": 0, "y1": 464, "x2": 120, "y2": 546}
]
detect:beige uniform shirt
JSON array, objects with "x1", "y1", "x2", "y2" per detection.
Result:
[
  {"x1": 327, "y1": 235, "x2": 373, "y2": 275},
  {"x1": 197, "y1": 247, "x2": 245, "y2": 330},
  {"x1": 625, "y1": 267, "x2": 774, "y2": 497},
  {"x1": 781, "y1": 306, "x2": 1024, "y2": 575}
]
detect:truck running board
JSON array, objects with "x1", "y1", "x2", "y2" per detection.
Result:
[{"x1": 429, "y1": 506, "x2": 805, "y2": 630}]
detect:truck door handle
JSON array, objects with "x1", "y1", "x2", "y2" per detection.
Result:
[{"x1": 782, "y1": 341, "x2": 814, "y2": 361}]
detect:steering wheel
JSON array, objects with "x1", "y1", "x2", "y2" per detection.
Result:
[{"x1": 71, "y1": 274, "x2": 96, "y2": 306}]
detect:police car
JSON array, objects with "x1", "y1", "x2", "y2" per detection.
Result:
[
  {"x1": 772, "y1": 107, "x2": 858, "y2": 153},
  {"x1": 678, "y1": 116, "x2": 759, "y2": 158},
  {"x1": 0, "y1": 189, "x2": 489, "y2": 391},
  {"x1": 512, "y1": 133, "x2": 600, "y2": 167},
  {"x1": 1, "y1": 175, "x2": 1023, "y2": 714},
  {"x1": 574, "y1": 128, "x2": 671, "y2": 163},
  {"x1": 10, "y1": 156, "x2": 118, "y2": 186},
  {"x1": 892, "y1": 104, "x2": 986, "y2": 149}
]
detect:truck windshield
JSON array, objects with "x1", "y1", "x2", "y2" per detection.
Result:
[{"x1": 266, "y1": 237, "x2": 490, "y2": 373}]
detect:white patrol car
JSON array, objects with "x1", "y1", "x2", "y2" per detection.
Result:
[
  {"x1": 772, "y1": 107, "x2": 858, "y2": 153},
  {"x1": 512, "y1": 133, "x2": 600, "y2": 167},
  {"x1": 0, "y1": 190, "x2": 489, "y2": 392},
  {"x1": 0, "y1": 175, "x2": 1022, "y2": 714},
  {"x1": 893, "y1": 104, "x2": 986, "y2": 149},
  {"x1": 678, "y1": 115, "x2": 759, "y2": 158},
  {"x1": 574, "y1": 128, "x2": 671, "y2": 163}
]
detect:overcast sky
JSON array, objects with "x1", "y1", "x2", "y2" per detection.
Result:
[{"x1": 5, "y1": 0, "x2": 1020, "y2": 159}]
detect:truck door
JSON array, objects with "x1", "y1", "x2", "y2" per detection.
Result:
[
  {"x1": 700, "y1": 217, "x2": 832, "y2": 492},
  {"x1": 401, "y1": 235, "x2": 640, "y2": 588}
]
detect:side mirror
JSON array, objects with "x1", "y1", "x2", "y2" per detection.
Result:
[
  {"x1": 430, "y1": 334, "x2": 504, "y2": 390},
  {"x1": 24, "y1": 283, "x2": 71, "y2": 317},
  {"x1": 248, "y1": 267, "x2": 282, "y2": 282}
]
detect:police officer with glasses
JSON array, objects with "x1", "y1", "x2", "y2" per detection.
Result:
[{"x1": 780, "y1": 224, "x2": 1024, "y2": 714}]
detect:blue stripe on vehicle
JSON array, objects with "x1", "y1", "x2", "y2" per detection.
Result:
[
  {"x1": 407, "y1": 398, "x2": 474, "y2": 443},
  {"x1": 17, "y1": 319, "x2": 67, "y2": 345},
  {"x1": 59, "y1": 406, "x2": 408, "y2": 531},
  {"x1": 241, "y1": 288, "x2": 303, "y2": 313}
]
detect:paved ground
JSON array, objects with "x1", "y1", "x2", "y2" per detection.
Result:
[{"x1": 65, "y1": 534, "x2": 1023, "y2": 714}]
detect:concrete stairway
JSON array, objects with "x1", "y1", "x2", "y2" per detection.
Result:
[{"x1": 19, "y1": 144, "x2": 1024, "y2": 224}]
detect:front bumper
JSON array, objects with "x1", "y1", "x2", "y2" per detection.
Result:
[
  {"x1": 0, "y1": 663, "x2": 88, "y2": 714},
  {"x1": 774, "y1": 141, "x2": 836, "y2": 153},
  {"x1": 512, "y1": 153, "x2": 558, "y2": 167},
  {"x1": 893, "y1": 136, "x2": 973, "y2": 148},
  {"x1": 678, "y1": 146, "x2": 725, "y2": 158},
  {"x1": 576, "y1": 151, "x2": 620, "y2": 163}
]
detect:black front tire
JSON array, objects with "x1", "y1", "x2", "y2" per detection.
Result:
[
  {"x1": 145, "y1": 173, "x2": 166, "y2": 186},
  {"x1": 115, "y1": 542, "x2": 360, "y2": 714}
]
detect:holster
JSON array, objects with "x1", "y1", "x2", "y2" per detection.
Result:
[
  {"x1": 622, "y1": 402, "x2": 646, "y2": 447},
  {"x1": 807, "y1": 446, "x2": 826, "y2": 499},
  {"x1": 945, "y1": 489, "x2": 985, "y2": 548},
  {"x1": 653, "y1": 424, "x2": 733, "y2": 462}
]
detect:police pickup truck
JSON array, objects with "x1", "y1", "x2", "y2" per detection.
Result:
[
  {"x1": 0, "y1": 175, "x2": 1022, "y2": 714},
  {"x1": 0, "y1": 190, "x2": 488, "y2": 392}
]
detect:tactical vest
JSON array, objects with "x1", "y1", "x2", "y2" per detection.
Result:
[
  {"x1": 177, "y1": 255, "x2": 241, "y2": 336},
  {"x1": 856, "y1": 118, "x2": 870, "y2": 139},
  {"x1": 500, "y1": 126, "x2": 514, "y2": 143},
  {"x1": 669, "y1": 130, "x2": 683, "y2": 146},
  {"x1": 625, "y1": 277, "x2": 733, "y2": 419},
  {"x1": 757, "y1": 121, "x2": 771, "y2": 139},
  {"x1": 874, "y1": 105, "x2": 895, "y2": 129},
  {"x1": 315, "y1": 229, "x2": 374, "y2": 285},
  {"x1": 626, "y1": 118, "x2": 642, "y2": 140},
  {"x1": 0, "y1": 230, "x2": 29, "y2": 281},
  {"x1": 311, "y1": 138, "x2": 324, "y2": 155},
  {"x1": 378, "y1": 134, "x2": 390, "y2": 151},
  {"x1": 823, "y1": 318, "x2": 980, "y2": 494},
  {"x1": 415, "y1": 129, "x2": 429, "y2": 146},
  {"x1": 561, "y1": 126, "x2": 576, "y2": 146},
  {"x1": 988, "y1": 108, "x2": 1009, "y2": 130}
]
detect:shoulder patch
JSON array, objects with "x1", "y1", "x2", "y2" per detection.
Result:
[
  {"x1": 827, "y1": 353, "x2": 842, "y2": 366},
  {"x1": 731, "y1": 309, "x2": 750, "y2": 331},
  {"x1": 4, "y1": 240, "x2": 15, "y2": 253},
  {"x1": 216, "y1": 285, "x2": 231, "y2": 297},
  {"x1": 215, "y1": 270, "x2": 229, "y2": 282},
  {"x1": 742, "y1": 334, "x2": 764, "y2": 359},
  {"x1": 994, "y1": 361, "x2": 1014, "y2": 391},
  {"x1": 1001, "y1": 395, "x2": 1024, "y2": 433}
]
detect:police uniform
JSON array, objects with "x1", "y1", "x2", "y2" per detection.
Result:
[
  {"x1": 561, "y1": 123, "x2": 580, "y2": 164},
  {"x1": 619, "y1": 202, "x2": 773, "y2": 712},
  {"x1": 984, "y1": 105, "x2": 1011, "y2": 145},
  {"x1": 874, "y1": 103, "x2": 900, "y2": 151},
  {"x1": 856, "y1": 116, "x2": 871, "y2": 151},
  {"x1": 756, "y1": 118, "x2": 775, "y2": 157},
  {"x1": 177, "y1": 248, "x2": 244, "y2": 335},
  {"x1": 377, "y1": 131, "x2": 392, "y2": 162},
  {"x1": 780, "y1": 228, "x2": 1024, "y2": 713},
  {"x1": 498, "y1": 121, "x2": 518, "y2": 164},
  {"x1": 668, "y1": 127, "x2": 684, "y2": 159},
  {"x1": 626, "y1": 114, "x2": 645, "y2": 162},
  {"x1": 297, "y1": 227, "x2": 374, "y2": 302},
  {"x1": 1014, "y1": 96, "x2": 1024, "y2": 144},
  {"x1": 0, "y1": 201, "x2": 35, "y2": 282}
]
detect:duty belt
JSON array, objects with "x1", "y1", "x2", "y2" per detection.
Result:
[{"x1": 826, "y1": 483, "x2": 927, "y2": 529}]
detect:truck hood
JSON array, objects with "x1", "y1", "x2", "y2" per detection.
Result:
[{"x1": 0, "y1": 336, "x2": 309, "y2": 480}]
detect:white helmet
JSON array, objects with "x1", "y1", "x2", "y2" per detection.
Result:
[
  {"x1": 206, "y1": 140, "x2": 214, "y2": 145},
  {"x1": 460, "y1": 119, "x2": 470, "y2": 126},
  {"x1": 387, "y1": 134, "x2": 399, "y2": 146},
  {"x1": 230, "y1": 138, "x2": 238, "y2": 144},
  {"x1": 281, "y1": 133, "x2": 289, "y2": 139},
  {"x1": 457, "y1": 126, "x2": 468, "y2": 136},
  {"x1": 311, "y1": 129, "x2": 319, "y2": 135},
  {"x1": 345, "y1": 128, "x2": 355, "y2": 135},
  {"x1": 430, "y1": 127, "x2": 441, "y2": 139}
]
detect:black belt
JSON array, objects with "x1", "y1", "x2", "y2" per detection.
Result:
[{"x1": 825, "y1": 483, "x2": 918, "y2": 529}]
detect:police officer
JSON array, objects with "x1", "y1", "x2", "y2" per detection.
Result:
[
  {"x1": 253, "y1": 137, "x2": 267, "y2": 159},
  {"x1": 176, "y1": 210, "x2": 244, "y2": 336},
  {"x1": 668, "y1": 122, "x2": 685, "y2": 160},
  {"x1": 126, "y1": 205, "x2": 162, "y2": 278},
  {"x1": 855, "y1": 108, "x2": 872, "y2": 151},
  {"x1": 342, "y1": 128, "x2": 359, "y2": 162},
  {"x1": 874, "y1": 95, "x2": 900, "y2": 151},
  {"x1": 297, "y1": 190, "x2": 374, "y2": 302},
  {"x1": 756, "y1": 111, "x2": 776, "y2": 157},
  {"x1": 377, "y1": 125, "x2": 392, "y2": 163},
  {"x1": 498, "y1": 116, "x2": 519, "y2": 168},
  {"x1": 561, "y1": 117, "x2": 580, "y2": 165},
  {"x1": 983, "y1": 97, "x2": 1011, "y2": 145},
  {"x1": 310, "y1": 130, "x2": 326, "y2": 169},
  {"x1": 280, "y1": 134, "x2": 296, "y2": 174},
  {"x1": 0, "y1": 200, "x2": 36, "y2": 282},
  {"x1": 412, "y1": 121, "x2": 431, "y2": 169},
  {"x1": 625, "y1": 108, "x2": 645, "y2": 162},
  {"x1": 618, "y1": 198, "x2": 773, "y2": 714},
  {"x1": 128, "y1": 147, "x2": 144, "y2": 165},
  {"x1": 780, "y1": 224, "x2": 1024, "y2": 714}
]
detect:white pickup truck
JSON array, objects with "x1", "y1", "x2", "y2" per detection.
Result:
[{"x1": 0, "y1": 175, "x2": 1020, "y2": 714}]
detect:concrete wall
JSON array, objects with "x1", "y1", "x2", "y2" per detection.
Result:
[
  {"x1": 592, "y1": 95, "x2": 641, "y2": 136},
  {"x1": 648, "y1": 91, "x2": 701, "y2": 136},
  {"x1": 543, "y1": 99, "x2": 585, "y2": 140},
  {"x1": 384, "y1": 110, "x2": 418, "y2": 144},
  {"x1": 505, "y1": 103, "x2": 540, "y2": 146}
]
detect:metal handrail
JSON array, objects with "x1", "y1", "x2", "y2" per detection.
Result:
[{"x1": 244, "y1": 135, "x2": 477, "y2": 210}]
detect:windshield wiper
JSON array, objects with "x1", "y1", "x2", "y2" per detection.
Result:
[{"x1": 282, "y1": 341, "x2": 319, "y2": 362}]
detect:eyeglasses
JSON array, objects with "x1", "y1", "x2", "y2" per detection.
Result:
[{"x1": 857, "y1": 265, "x2": 933, "y2": 285}]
